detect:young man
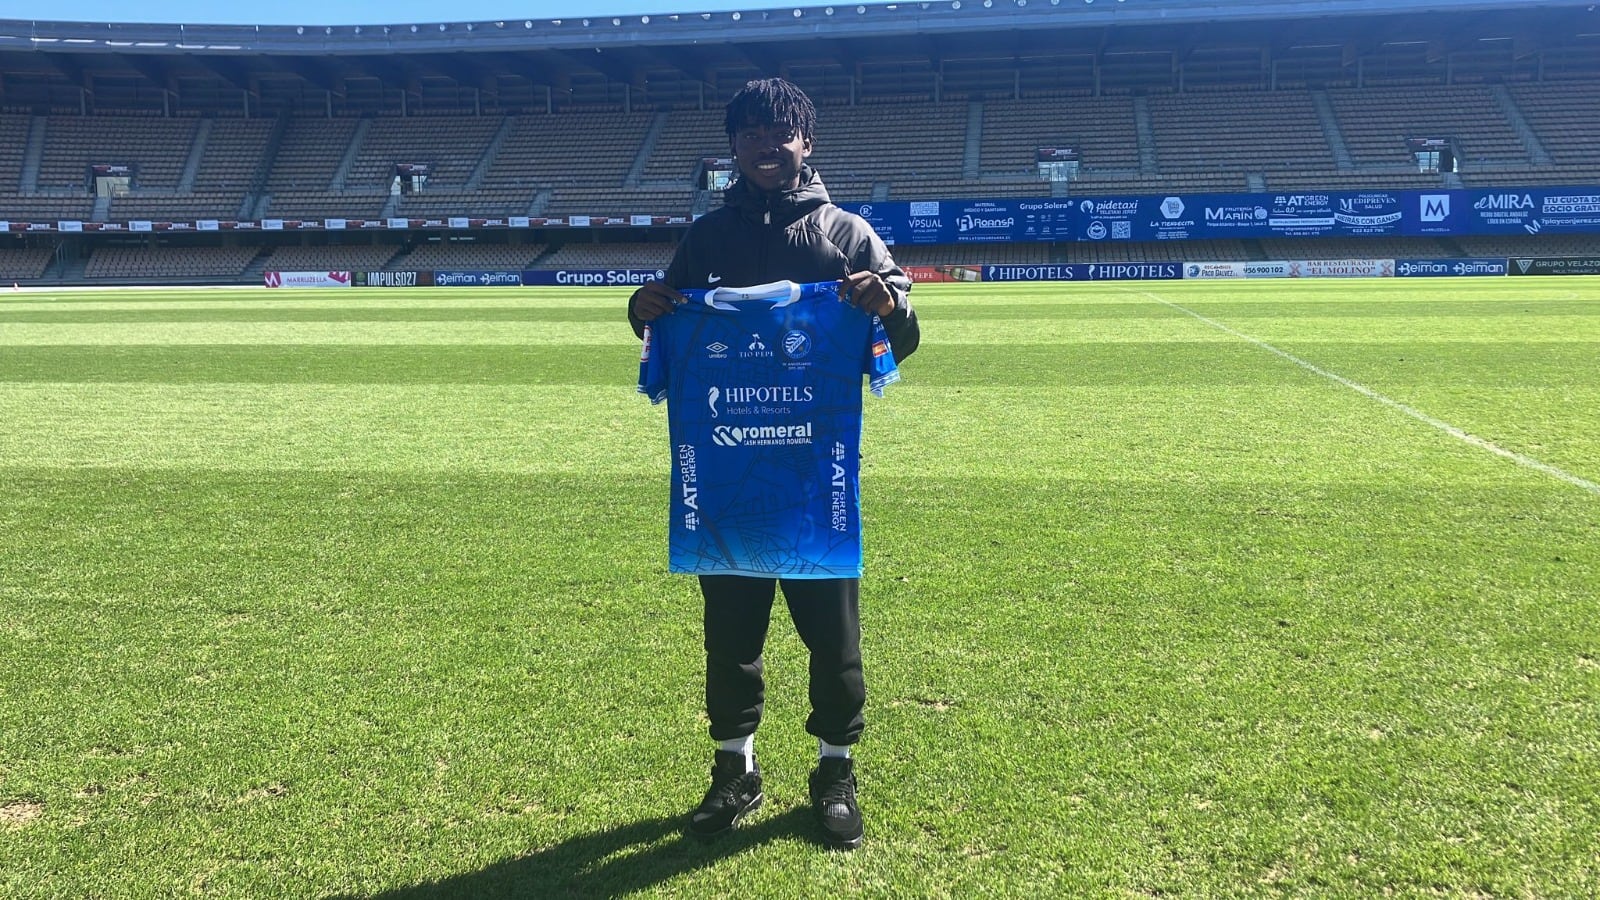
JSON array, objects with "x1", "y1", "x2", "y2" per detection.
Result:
[{"x1": 629, "y1": 78, "x2": 919, "y2": 851}]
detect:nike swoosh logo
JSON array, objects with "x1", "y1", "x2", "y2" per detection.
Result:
[{"x1": 707, "y1": 273, "x2": 722, "y2": 284}]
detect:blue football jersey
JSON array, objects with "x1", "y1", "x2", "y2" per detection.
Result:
[{"x1": 638, "y1": 280, "x2": 900, "y2": 578}]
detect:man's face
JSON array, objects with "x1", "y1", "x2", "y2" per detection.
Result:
[{"x1": 731, "y1": 120, "x2": 812, "y2": 194}]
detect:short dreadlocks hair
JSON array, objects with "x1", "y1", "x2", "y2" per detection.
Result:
[{"x1": 724, "y1": 77, "x2": 817, "y2": 143}]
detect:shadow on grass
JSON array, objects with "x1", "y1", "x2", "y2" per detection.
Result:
[{"x1": 352, "y1": 807, "x2": 817, "y2": 899}]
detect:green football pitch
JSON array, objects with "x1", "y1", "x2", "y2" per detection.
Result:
[{"x1": 2, "y1": 279, "x2": 1597, "y2": 897}]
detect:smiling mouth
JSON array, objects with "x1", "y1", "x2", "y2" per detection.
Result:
[{"x1": 756, "y1": 162, "x2": 782, "y2": 171}]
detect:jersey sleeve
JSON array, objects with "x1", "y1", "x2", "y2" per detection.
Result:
[
  {"x1": 865, "y1": 314, "x2": 901, "y2": 397},
  {"x1": 637, "y1": 322, "x2": 668, "y2": 404}
]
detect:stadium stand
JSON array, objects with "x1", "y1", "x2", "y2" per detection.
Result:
[
  {"x1": 0, "y1": 247, "x2": 54, "y2": 279},
  {"x1": 1061, "y1": 240, "x2": 1256, "y2": 263},
  {"x1": 809, "y1": 101, "x2": 969, "y2": 202},
  {"x1": 1, "y1": 1, "x2": 1598, "y2": 283},
  {"x1": 480, "y1": 112, "x2": 659, "y2": 216},
  {"x1": 1456, "y1": 234, "x2": 1600, "y2": 257},
  {"x1": 1257, "y1": 237, "x2": 1458, "y2": 260},
  {"x1": 344, "y1": 116, "x2": 502, "y2": 192},
  {"x1": 36, "y1": 116, "x2": 198, "y2": 192},
  {"x1": 638, "y1": 109, "x2": 727, "y2": 184},
  {"x1": 1327, "y1": 85, "x2": 1528, "y2": 171},
  {"x1": 536, "y1": 242, "x2": 676, "y2": 269},
  {"x1": 83, "y1": 245, "x2": 260, "y2": 279},
  {"x1": 395, "y1": 240, "x2": 548, "y2": 271},
  {"x1": 894, "y1": 243, "x2": 1053, "y2": 265},
  {"x1": 0, "y1": 114, "x2": 27, "y2": 194},
  {"x1": 1147, "y1": 90, "x2": 1337, "y2": 178},
  {"x1": 262, "y1": 244, "x2": 403, "y2": 272},
  {"x1": 980, "y1": 97, "x2": 1140, "y2": 178}
]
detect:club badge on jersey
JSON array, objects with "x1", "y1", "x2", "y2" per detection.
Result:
[{"x1": 638, "y1": 280, "x2": 900, "y2": 578}]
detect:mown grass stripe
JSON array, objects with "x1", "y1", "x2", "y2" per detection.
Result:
[{"x1": 1140, "y1": 288, "x2": 1600, "y2": 496}]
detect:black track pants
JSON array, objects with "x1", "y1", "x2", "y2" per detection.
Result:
[{"x1": 699, "y1": 574, "x2": 864, "y2": 746}]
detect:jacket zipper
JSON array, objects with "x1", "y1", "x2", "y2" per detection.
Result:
[{"x1": 759, "y1": 207, "x2": 772, "y2": 279}]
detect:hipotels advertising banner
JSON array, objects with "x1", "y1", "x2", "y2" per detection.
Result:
[
  {"x1": 264, "y1": 271, "x2": 351, "y2": 288},
  {"x1": 1394, "y1": 258, "x2": 1508, "y2": 277},
  {"x1": 519, "y1": 268, "x2": 667, "y2": 286},
  {"x1": 982, "y1": 263, "x2": 1182, "y2": 282}
]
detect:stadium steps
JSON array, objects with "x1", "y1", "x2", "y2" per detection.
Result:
[
  {"x1": 1132, "y1": 97, "x2": 1159, "y2": 175},
  {"x1": 91, "y1": 195, "x2": 111, "y2": 223},
  {"x1": 962, "y1": 101, "x2": 983, "y2": 179},
  {"x1": 1310, "y1": 90, "x2": 1355, "y2": 169},
  {"x1": 251, "y1": 117, "x2": 291, "y2": 196},
  {"x1": 529, "y1": 188, "x2": 553, "y2": 217},
  {"x1": 178, "y1": 119, "x2": 211, "y2": 193},
  {"x1": 19, "y1": 116, "x2": 45, "y2": 192},
  {"x1": 625, "y1": 113, "x2": 670, "y2": 187},
  {"x1": 527, "y1": 244, "x2": 561, "y2": 268},
  {"x1": 1489, "y1": 84, "x2": 1553, "y2": 166},
  {"x1": 871, "y1": 182, "x2": 891, "y2": 201},
  {"x1": 239, "y1": 247, "x2": 274, "y2": 284},
  {"x1": 466, "y1": 117, "x2": 517, "y2": 192},
  {"x1": 55, "y1": 252, "x2": 89, "y2": 284},
  {"x1": 330, "y1": 119, "x2": 372, "y2": 192},
  {"x1": 1246, "y1": 173, "x2": 1266, "y2": 191}
]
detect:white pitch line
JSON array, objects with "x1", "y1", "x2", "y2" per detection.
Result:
[{"x1": 1138, "y1": 289, "x2": 1600, "y2": 497}]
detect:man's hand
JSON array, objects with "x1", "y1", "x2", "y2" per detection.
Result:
[
  {"x1": 840, "y1": 270, "x2": 896, "y2": 318},
  {"x1": 630, "y1": 281, "x2": 685, "y2": 322}
]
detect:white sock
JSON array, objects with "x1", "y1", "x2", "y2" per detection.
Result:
[
  {"x1": 819, "y1": 740, "x2": 852, "y2": 760},
  {"x1": 719, "y1": 734, "x2": 755, "y2": 772}
]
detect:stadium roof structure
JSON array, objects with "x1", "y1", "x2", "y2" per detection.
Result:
[{"x1": 1, "y1": 0, "x2": 1597, "y2": 114}]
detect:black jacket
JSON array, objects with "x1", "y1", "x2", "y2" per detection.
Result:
[{"x1": 629, "y1": 166, "x2": 920, "y2": 361}]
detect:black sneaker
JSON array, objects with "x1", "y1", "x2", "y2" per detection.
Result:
[
  {"x1": 688, "y1": 750, "x2": 763, "y2": 838},
  {"x1": 809, "y1": 756, "x2": 863, "y2": 850}
]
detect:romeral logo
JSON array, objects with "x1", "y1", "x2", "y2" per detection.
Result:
[
  {"x1": 1420, "y1": 194, "x2": 1450, "y2": 222},
  {"x1": 707, "y1": 386, "x2": 721, "y2": 419},
  {"x1": 782, "y1": 329, "x2": 811, "y2": 360},
  {"x1": 1474, "y1": 194, "x2": 1533, "y2": 210},
  {"x1": 712, "y1": 422, "x2": 814, "y2": 447}
]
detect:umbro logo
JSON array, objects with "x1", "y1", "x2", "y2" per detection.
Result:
[{"x1": 706, "y1": 341, "x2": 729, "y2": 357}]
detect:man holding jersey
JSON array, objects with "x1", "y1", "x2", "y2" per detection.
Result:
[{"x1": 629, "y1": 77, "x2": 920, "y2": 850}]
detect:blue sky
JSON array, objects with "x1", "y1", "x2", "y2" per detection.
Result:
[{"x1": 33, "y1": 0, "x2": 790, "y2": 26}]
